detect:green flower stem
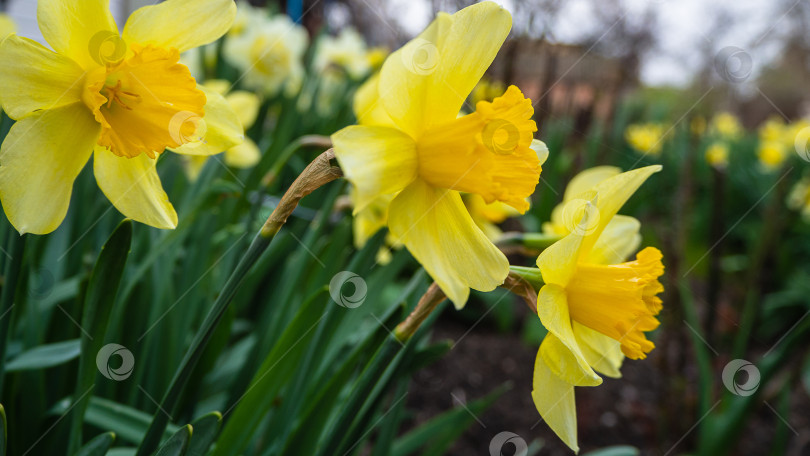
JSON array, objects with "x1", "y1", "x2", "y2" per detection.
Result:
[
  {"x1": 0, "y1": 231, "x2": 25, "y2": 396},
  {"x1": 497, "y1": 232, "x2": 561, "y2": 251},
  {"x1": 508, "y1": 265, "x2": 545, "y2": 291},
  {"x1": 136, "y1": 150, "x2": 342, "y2": 456}
]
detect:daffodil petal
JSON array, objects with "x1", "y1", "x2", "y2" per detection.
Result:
[
  {"x1": 37, "y1": 0, "x2": 118, "y2": 70},
  {"x1": 531, "y1": 139, "x2": 550, "y2": 166},
  {"x1": 388, "y1": 179, "x2": 509, "y2": 308},
  {"x1": 225, "y1": 138, "x2": 260, "y2": 169},
  {"x1": 536, "y1": 285, "x2": 601, "y2": 386},
  {"x1": 573, "y1": 322, "x2": 624, "y2": 378},
  {"x1": 536, "y1": 231, "x2": 584, "y2": 286},
  {"x1": 226, "y1": 90, "x2": 260, "y2": 130},
  {"x1": 331, "y1": 125, "x2": 418, "y2": 211},
  {"x1": 123, "y1": 0, "x2": 236, "y2": 53},
  {"x1": 580, "y1": 165, "x2": 662, "y2": 257},
  {"x1": 563, "y1": 166, "x2": 621, "y2": 202},
  {"x1": 172, "y1": 84, "x2": 244, "y2": 157},
  {"x1": 586, "y1": 215, "x2": 641, "y2": 265},
  {"x1": 94, "y1": 146, "x2": 177, "y2": 229},
  {"x1": 531, "y1": 349, "x2": 580, "y2": 453},
  {"x1": 354, "y1": 73, "x2": 395, "y2": 127},
  {"x1": 0, "y1": 103, "x2": 98, "y2": 235},
  {"x1": 0, "y1": 35, "x2": 86, "y2": 120},
  {"x1": 379, "y1": 2, "x2": 511, "y2": 137}
]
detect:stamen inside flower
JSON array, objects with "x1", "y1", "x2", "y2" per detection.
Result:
[
  {"x1": 83, "y1": 44, "x2": 206, "y2": 159},
  {"x1": 565, "y1": 247, "x2": 665, "y2": 359},
  {"x1": 415, "y1": 86, "x2": 540, "y2": 212}
]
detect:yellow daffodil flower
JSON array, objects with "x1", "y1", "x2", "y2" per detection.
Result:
[
  {"x1": 711, "y1": 112, "x2": 742, "y2": 139},
  {"x1": 314, "y1": 28, "x2": 372, "y2": 80},
  {"x1": 183, "y1": 80, "x2": 261, "y2": 180},
  {"x1": 787, "y1": 175, "x2": 810, "y2": 222},
  {"x1": 224, "y1": 13, "x2": 308, "y2": 96},
  {"x1": 530, "y1": 165, "x2": 664, "y2": 452},
  {"x1": 0, "y1": 0, "x2": 239, "y2": 235},
  {"x1": 366, "y1": 47, "x2": 389, "y2": 72},
  {"x1": 625, "y1": 123, "x2": 665, "y2": 156},
  {"x1": 758, "y1": 140, "x2": 788, "y2": 171},
  {"x1": 332, "y1": 2, "x2": 542, "y2": 308},
  {"x1": 705, "y1": 142, "x2": 729, "y2": 169},
  {"x1": 0, "y1": 13, "x2": 16, "y2": 40}
]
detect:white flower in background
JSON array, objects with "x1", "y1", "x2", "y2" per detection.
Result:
[
  {"x1": 313, "y1": 27, "x2": 371, "y2": 80},
  {"x1": 224, "y1": 14, "x2": 308, "y2": 96}
]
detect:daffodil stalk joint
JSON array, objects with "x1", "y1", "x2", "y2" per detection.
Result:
[{"x1": 394, "y1": 282, "x2": 446, "y2": 343}]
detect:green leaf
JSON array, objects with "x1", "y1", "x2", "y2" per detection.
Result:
[
  {"x1": 391, "y1": 385, "x2": 508, "y2": 456},
  {"x1": 105, "y1": 450, "x2": 136, "y2": 456},
  {"x1": 50, "y1": 396, "x2": 179, "y2": 445},
  {"x1": 155, "y1": 425, "x2": 192, "y2": 456},
  {"x1": 213, "y1": 288, "x2": 330, "y2": 456},
  {"x1": 5, "y1": 339, "x2": 80, "y2": 372},
  {"x1": 581, "y1": 446, "x2": 640, "y2": 456},
  {"x1": 68, "y1": 220, "x2": 133, "y2": 454},
  {"x1": 0, "y1": 404, "x2": 7, "y2": 456},
  {"x1": 75, "y1": 432, "x2": 115, "y2": 456},
  {"x1": 187, "y1": 412, "x2": 222, "y2": 456}
]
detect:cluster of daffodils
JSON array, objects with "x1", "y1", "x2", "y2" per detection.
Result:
[
  {"x1": 0, "y1": 1, "x2": 665, "y2": 452},
  {"x1": 756, "y1": 117, "x2": 809, "y2": 171},
  {"x1": 332, "y1": 3, "x2": 665, "y2": 452},
  {"x1": 625, "y1": 122, "x2": 666, "y2": 156}
]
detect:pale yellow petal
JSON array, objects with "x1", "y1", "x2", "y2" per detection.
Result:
[
  {"x1": 331, "y1": 125, "x2": 418, "y2": 211},
  {"x1": 94, "y1": 146, "x2": 177, "y2": 229},
  {"x1": 580, "y1": 165, "x2": 662, "y2": 258},
  {"x1": 225, "y1": 138, "x2": 260, "y2": 169},
  {"x1": 226, "y1": 91, "x2": 260, "y2": 130},
  {"x1": 536, "y1": 231, "x2": 584, "y2": 286},
  {"x1": 586, "y1": 215, "x2": 642, "y2": 265},
  {"x1": 0, "y1": 35, "x2": 86, "y2": 120},
  {"x1": 536, "y1": 285, "x2": 602, "y2": 386},
  {"x1": 563, "y1": 166, "x2": 621, "y2": 203},
  {"x1": 379, "y1": 2, "x2": 511, "y2": 137},
  {"x1": 388, "y1": 179, "x2": 509, "y2": 308},
  {"x1": 573, "y1": 322, "x2": 624, "y2": 378},
  {"x1": 183, "y1": 155, "x2": 208, "y2": 182},
  {"x1": 123, "y1": 0, "x2": 236, "y2": 53},
  {"x1": 531, "y1": 139, "x2": 549, "y2": 165},
  {"x1": 37, "y1": 0, "x2": 118, "y2": 70},
  {"x1": 531, "y1": 349, "x2": 580, "y2": 453},
  {"x1": 172, "y1": 84, "x2": 244, "y2": 156},
  {"x1": 0, "y1": 103, "x2": 99, "y2": 234},
  {"x1": 354, "y1": 73, "x2": 395, "y2": 127}
]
